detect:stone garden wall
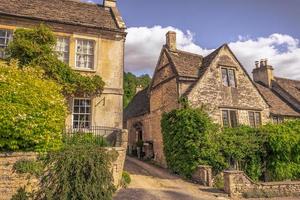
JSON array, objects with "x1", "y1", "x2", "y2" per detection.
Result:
[
  {"x1": 224, "y1": 170, "x2": 300, "y2": 198},
  {"x1": 0, "y1": 130, "x2": 128, "y2": 200}
]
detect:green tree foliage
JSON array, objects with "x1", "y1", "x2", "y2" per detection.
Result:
[
  {"x1": 162, "y1": 105, "x2": 300, "y2": 182},
  {"x1": 36, "y1": 145, "x2": 117, "y2": 200},
  {"x1": 260, "y1": 120, "x2": 300, "y2": 181},
  {"x1": 123, "y1": 72, "x2": 151, "y2": 107},
  {"x1": 6, "y1": 24, "x2": 104, "y2": 96},
  {"x1": 0, "y1": 61, "x2": 67, "y2": 151},
  {"x1": 161, "y1": 107, "x2": 225, "y2": 178}
]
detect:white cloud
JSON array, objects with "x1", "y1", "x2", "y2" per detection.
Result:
[{"x1": 125, "y1": 26, "x2": 300, "y2": 80}]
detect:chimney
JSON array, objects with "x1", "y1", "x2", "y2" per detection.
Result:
[
  {"x1": 136, "y1": 85, "x2": 143, "y2": 94},
  {"x1": 103, "y1": 0, "x2": 116, "y2": 7},
  {"x1": 166, "y1": 31, "x2": 176, "y2": 51},
  {"x1": 252, "y1": 59, "x2": 274, "y2": 88}
]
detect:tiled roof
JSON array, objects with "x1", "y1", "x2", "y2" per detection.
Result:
[
  {"x1": 0, "y1": 0, "x2": 124, "y2": 31},
  {"x1": 275, "y1": 77, "x2": 300, "y2": 103},
  {"x1": 255, "y1": 83, "x2": 300, "y2": 117},
  {"x1": 166, "y1": 48, "x2": 203, "y2": 78},
  {"x1": 124, "y1": 87, "x2": 150, "y2": 120}
]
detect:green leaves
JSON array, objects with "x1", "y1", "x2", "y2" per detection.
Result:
[
  {"x1": 6, "y1": 24, "x2": 105, "y2": 96},
  {"x1": 0, "y1": 61, "x2": 67, "y2": 152},
  {"x1": 161, "y1": 107, "x2": 225, "y2": 178},
  {"x1": 36, "y1": 146, "x2": 116, "y2": 200}
]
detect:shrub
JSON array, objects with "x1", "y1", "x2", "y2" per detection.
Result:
[
  {"x1": 6, "y1": 24, "x2": 105, "y2": 96},
  {"x1": 11, "y1": 187, "x2": 31, "y2": 200},
  {"x1": 120, "y1": 171, "x2": 131, "y2": 188},
  {"x1": 36, "y1": 145, "x2": 117, "y2": 200},
  {"x1": 260, "y1": 120, "x2": 300, "y2": 181},
  {"x1": 63, "y1": 132, "x2": 109, "y2": 147},
  {"x1": 0, "y1": 61, "x2": 67, "y2": 152},
  {"x1": 161, "y1": 107, "x2": 226, "y2": 178},
  {"x1": 13, "y1": 159, "x2": 44, "y2": 177}
]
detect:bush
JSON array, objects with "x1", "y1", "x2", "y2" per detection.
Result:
[
  {"x1": 120, "y1": 171, "x2": 131, "y2": 188},
  {"x1": 161, "y1": 107, "x2": 225, "y2": 178},
  {"x1": 13, "y1": 159, "x2": 44, "y2": 177},
  {"x1": 11, "y1": 187, "x2": 31, "y2": 200},
  {"x1": 260, "y1": 120, "x2": 300, "y2": 181},
  {"x1": 36, "y1": 145, "x2": 117, "y2": 200},
  {"x1": 0, "y1": 61, "x2": 67, "y2": 152},
  {"x1": 63, "y1": 133, "x2": 109, "y2": 147}
]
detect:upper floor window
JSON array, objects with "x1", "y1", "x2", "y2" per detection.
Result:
[
  {"x1": 248, "y1": 111, "x2": 262, "y2": 127},
  {"x1": 73, "y1": 98, "x2": 91, "y2": 129},
  {"x1": 222, "y1": 109, "x2": 238, "y2": 127},
  {"x1": 75, "y1": 39, "x2": 95, "y2": 70},
  {"x1": 221, "y1": 68, "x2": 236, "y2": 87},
  {"x1": 0, "y1": 29, "x2": 13, "y2": 59},
  {"x1": 56, "y1": 37, "x2": 70, "y2": 64}
]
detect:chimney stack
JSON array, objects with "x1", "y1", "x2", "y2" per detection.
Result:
[
  {"x1": 103, "y1": 0, "x2": 116, "y2": 7},
  {"x1": 166, "y1": 31, "x2": 177, "y2": 51},
  {"x1": 252, "y1": 58, "x2": 274, "y2": 88}
]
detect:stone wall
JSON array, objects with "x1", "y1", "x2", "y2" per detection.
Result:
[
  {"x1": 192, "y1": 165, "x2": 212, "y2": 187},
  {"x1": 188, "y1": 46, "x2": 270, "y2": 126},
  {"x1": 0, "y1": 130, "x2": 128, "y2": 200},
  {"x1": 224, "y1": 170, "x2": 300, "y2": 198}
]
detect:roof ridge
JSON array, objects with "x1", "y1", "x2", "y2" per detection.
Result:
[
  {"x1": 275, "y1": 76, "x2": 300, "y2": 83},
  {"x1": 170, "y1": 49, "x2": 203, "y2": 58}
]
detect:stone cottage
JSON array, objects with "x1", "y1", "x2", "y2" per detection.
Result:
[
  {"x1": 124, "y1": 31, "x2": 300, "y2": 166},
  {"x1": 0, "y1": 0, "x2": 126, "y2": 130}
]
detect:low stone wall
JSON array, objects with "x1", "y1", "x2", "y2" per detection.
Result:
[
  {"x1": 0, "y1": 152, "x2": 39, "y2": 200},
  {"x1": 192, "y1": 165, "x2": 212, "y2": 186},
  {"x1": 224, "y1": 170, "x2": 300, "y2": 198},
  {"x1": 0, "y1": 129, "x2": 128, "y2": 200}
]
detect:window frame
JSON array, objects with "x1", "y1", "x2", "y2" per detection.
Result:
[
  {"x1": 75, "y1": 38, "x2": 95, "y2": 70},
  {"x1": 221, "y1": 109, "x2": 238, "y2": 128},
  {"x1": 55, "y1": 36, "x2": 70, "y2": 64},
  {"x1": 248, "y1": 111, "x2": 262, "y2": 127},
  {"x1": 72, "y1": 98, "x2": 92, "y2": 129},
  {"x1": 221, "y1": 67, "x2": 237, "y2": 87},
  {"x1": 0, "y1": 29, "x2": 13, "y2": 59},
  {"x1": 272, "y1": 116, "x2": 284, "y2": 124}
]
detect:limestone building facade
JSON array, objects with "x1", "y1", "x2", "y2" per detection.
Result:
[
  {"x1": 0, "y1": 0, "x2": 126, "y2": 130},
  {"x1": 125, "y1": 31, "x2": 300, "y2": 166}
]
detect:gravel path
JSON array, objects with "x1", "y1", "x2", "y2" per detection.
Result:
[{"x1": 114, "y1": 157, "x2": 228, "y2": 200}]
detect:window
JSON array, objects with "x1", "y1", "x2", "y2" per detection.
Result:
[
  {"x1": 272, "y1": 116, "x2": 284, "y2": 124},
  {"x1": 73, "y1": 98, "x2": 91, "y2": 128},
  {"x1": 222, "y1": 110, "x2": 238, "y2": 127},
  {"x1": 56, "y1": 37, "x2": 69, "y2": 64},
  {"x1": 248, "y1": 111, "x2": 262, "y2": 127},
  {"x1": 0, "y1": 29, "x2": 13, "y2": 59},
  {"x1": 221, "y1": 68, "x2": 236, "y2": 87},
  {"x1": 75, "y1": 39, "x2": 95, "y2": 69}
]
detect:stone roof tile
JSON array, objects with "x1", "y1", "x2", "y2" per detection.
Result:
[{"x1": 0, "y1": 0, "x2": 123, "y2": 31}]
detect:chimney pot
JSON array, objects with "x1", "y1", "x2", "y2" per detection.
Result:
[
  {"x1": 265, "y1": 59, "x2": 268, "y2": 66},
  {"x1": 255, "y1": 61, "x2": 259, "y2": 68},
  {"x1": 260, "y1": 59, "x2": 264, "y2": 67},
  {"x1": 166, "y1": 31, "x2": 177, "y2": 51},
  {"x1": 103, "y1": 0, "x2": 116, "y2": 7}
]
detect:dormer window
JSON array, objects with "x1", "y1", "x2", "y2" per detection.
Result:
[{"x1": 221, "y1": 67, "x2": 236, "y2": 87}]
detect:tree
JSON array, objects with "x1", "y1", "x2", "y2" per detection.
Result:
[
  {"x1": 0, "y1": 61, "x2": 67, "y2": 151},
  {"x1": 123, "y1": 72, "x2": 151, "y2": 107},
  {"x1": 6, "y1": 24, "x2": 105, "y2": 96}
]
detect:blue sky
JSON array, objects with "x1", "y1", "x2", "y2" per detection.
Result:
[{"x1": 85, "y1": 0, "x2": 300, "y2": 79}]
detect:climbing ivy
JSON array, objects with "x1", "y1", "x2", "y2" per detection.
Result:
[{"x1": 6, "y1": 24, "x2": 105, "y2": 96}]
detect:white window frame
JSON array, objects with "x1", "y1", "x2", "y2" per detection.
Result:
[
  {"x1": 55, "y1": 36, "x2": 70, "y2": 64},
  {"x1": 75, "y1": 39, "x2": 95, "y2": 70},
  {"x1": 0, "y1": 29, "x2": 13, "y2": 59},
  {"x1": 72, "y1": 98, "x2": 92, "y2": 129}
]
